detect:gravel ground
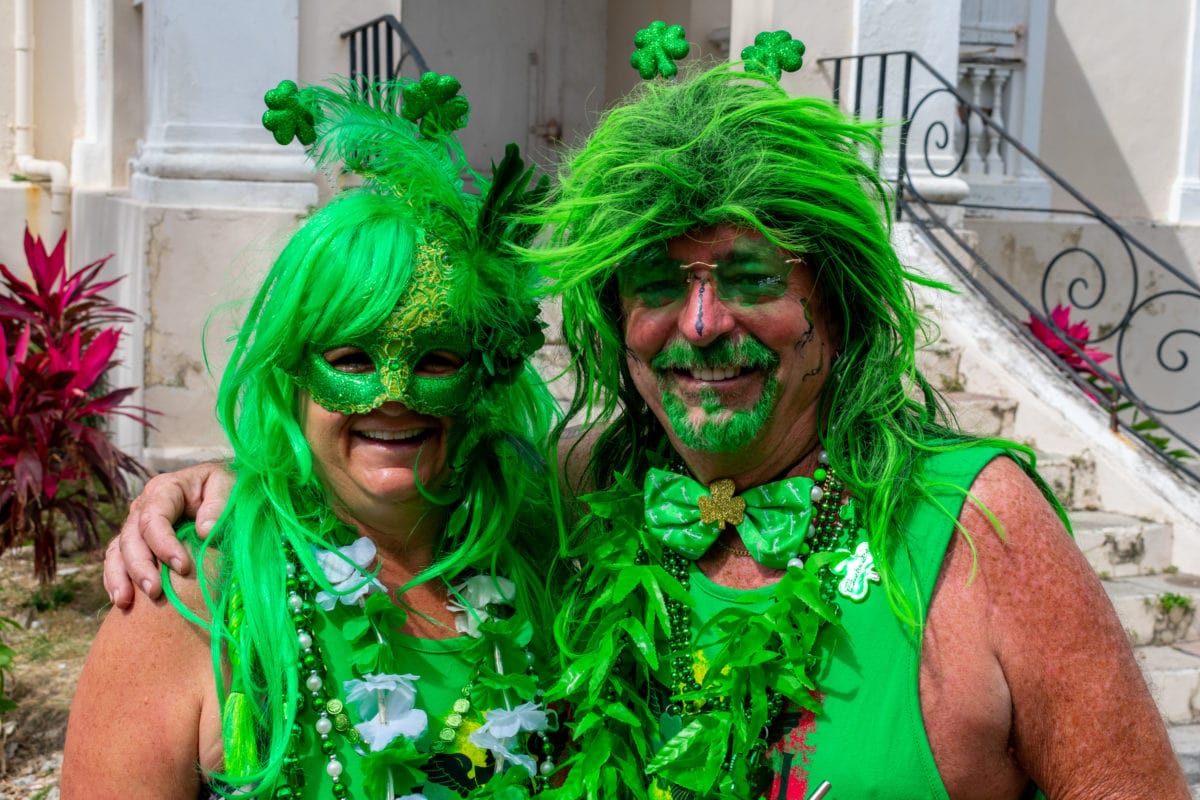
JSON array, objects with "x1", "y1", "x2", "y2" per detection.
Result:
[{"x1": 0, "y1": 544, "x2": 108, "y2": 799}]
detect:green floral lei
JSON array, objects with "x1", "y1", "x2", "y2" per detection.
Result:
[{"x1": 214, "y1": 538, "x2": 556, "y2": 799}]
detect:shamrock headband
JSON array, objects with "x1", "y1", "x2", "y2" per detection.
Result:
[
  {"x1": 261, "y1": 73, "x2": 546, "y2": 418},
  {"x1": 630, "y1": 20, "x2": 805, "y2": 80}
]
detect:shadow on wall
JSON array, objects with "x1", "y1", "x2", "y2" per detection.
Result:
[{"x1": 1041, "y1": 6, "x2": 1172, "y2": 221}]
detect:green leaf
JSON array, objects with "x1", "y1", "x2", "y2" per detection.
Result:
[
  {"x1": 604, "y1": 699, "x2": 644, "y2": 727},
  {"x1": 646, "y1": 712, "x2": 731, "y2": 792},
  {"x1": 340, "y1": 615, "x2": 370, "y2": 643},
  {"x1": 359, "y1": 735, "x2": 429, "y2": 796},
  {"x1": 616, "y1": 617, "x2": 659, "y2": 669},
  {"x1": 351, "y1": 641, "x2": 383, "y2": 672}
]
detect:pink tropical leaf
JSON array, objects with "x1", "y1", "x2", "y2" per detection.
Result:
[
  {"x1": 13, "y1": 449, "x2": 43, "y2": 502},
  {"x1": 23, "y1": 228, "x2": 68, "y2": 297},
  {"x1": 71, "y1": 328, "x2": 120, "y2": 392},
  {"x1": 1026, "y1": 304, "x2": 1113, "y2": 377}
]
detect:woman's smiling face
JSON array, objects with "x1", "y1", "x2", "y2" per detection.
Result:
[{"x1": 300, "y1": 346, "x2": 463, "y2": 533}]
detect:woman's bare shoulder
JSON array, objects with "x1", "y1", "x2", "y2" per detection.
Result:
[{"x1": 61, "y1": 559, "x2": 222, "y2": 797}]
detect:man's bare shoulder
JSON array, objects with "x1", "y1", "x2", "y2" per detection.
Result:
[{"x1": 924, "y1": 454, "x2": 1188, "y2": 799}]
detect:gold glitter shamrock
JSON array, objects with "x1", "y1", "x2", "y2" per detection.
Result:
[
  {"x1": 262, "y1": 79, "x2": 318, "y2": 146},
  {"x1": 630, "y1": 20, "x2": 690, "y2": 80},
  {"x1": 401, "y1": 71, "x2": 470, "y2": 136},
  {"x1": 741, "y1": 30, "x2": 806, "y2": 80},
  {"x1": 698, "y1": 479, "x2": 746, "y2": 529}
]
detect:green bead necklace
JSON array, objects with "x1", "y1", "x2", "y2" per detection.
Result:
[{"x1": 654, "y1": 451, "x2": 853, "y2": 794}]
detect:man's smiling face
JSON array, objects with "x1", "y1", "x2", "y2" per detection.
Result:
[{"x1": 619, "y1": 225, "x2": 839, "y2": 479}]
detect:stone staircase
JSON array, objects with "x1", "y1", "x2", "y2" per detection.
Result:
[{"x1": 917, "y1": 338, "x2": 1200, "y2": 792}]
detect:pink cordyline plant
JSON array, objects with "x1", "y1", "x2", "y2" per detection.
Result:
[
  {"x1": 0, "y1": 227, "x2": 150, "y2": 583},
  {"x1": 1026, "y1": 304, "x2": 1113, "y2": 379}
]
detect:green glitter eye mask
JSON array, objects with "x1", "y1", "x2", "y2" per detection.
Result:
[
  {"x1": 617, "y1": 238, "x2": 798, "y2": 309},
  {"x1": 293, "y1": 239, "x2": 482, "y2": 417}
]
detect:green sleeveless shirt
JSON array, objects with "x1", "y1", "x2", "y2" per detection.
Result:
[{"x1": 656, "y1": 447, "x2": 1048, "y2": 799}]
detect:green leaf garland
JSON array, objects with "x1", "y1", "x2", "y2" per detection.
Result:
[{"x1": 548, "y1": 468, "x2": 849, "y2": 799}]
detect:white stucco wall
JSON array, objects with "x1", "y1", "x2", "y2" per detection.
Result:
[{"x1": 1042, "y1": 0, "x2": 1190, "y2": 221}]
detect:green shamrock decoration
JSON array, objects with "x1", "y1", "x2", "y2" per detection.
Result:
[
  {"x1": 401, "y1": 71, "x2": 470, "y2": 136},
  {"x1": 630, "y1": 20, "x2": 690, "y2": 80},
  {"x1": 262, "y1": 79, "x2": 317, "y2": 146},
  {"x1": 741, "y1": 30, "x2": 806, "y2": 80}
]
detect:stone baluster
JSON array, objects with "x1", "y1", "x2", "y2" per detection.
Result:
[
  {"x1": 965, "y1": 65, "x2": 988, "y2": 175},
  {"x1": 985, "y1": 67, "x2": 1011, "y2": 176}
]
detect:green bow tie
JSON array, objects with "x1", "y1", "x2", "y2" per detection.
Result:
[{"x1": 643, "y1": 468, "x2": 819, "y2": 568}]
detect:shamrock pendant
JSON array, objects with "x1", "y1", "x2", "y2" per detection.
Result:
[
  {"x1": 831, "y1": 541, "x2": 880, "y2": 601},
  {"x1": 658, "y1": 708, "x2": 684, "y2": 742}
]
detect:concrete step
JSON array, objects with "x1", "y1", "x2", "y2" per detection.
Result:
[
  {"x1": 916, "y1": 340, "x2": 964, "y2": 392},
  {"x1": 1168, "y1": 723, "x2": 1200, "y2": 790},
  {"x1": 1038, "y1": 451, "x2": 1101, "y2": 511},
  {"x1": 1140, "y1": 644, "x2": 1200, "y2": 725},
  {"x1": 944, "y1": 391, "x2": 1018, "y2": 439},
  {"x1": 1105, "y1": 573, "x2": 1200, "y2": 646},
  {"x1": 1074, "y1": 510, "x2": 1174, "y2": 578}
]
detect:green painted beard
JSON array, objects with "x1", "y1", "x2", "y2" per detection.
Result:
[{"x1": 652, "y1": 338, "x2": 780, "y2": 453}]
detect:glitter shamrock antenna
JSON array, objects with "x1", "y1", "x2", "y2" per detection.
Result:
[{"x1": 630, "y1": 21, "x2": 806, "y2": 81}]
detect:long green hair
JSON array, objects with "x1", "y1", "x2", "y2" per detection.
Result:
[
  {"x1": 524, "y1": 62, "x2": 1030, "y2": 624},
  {"x1": 174, "y1": 81, "x2": 559, "y2": 790}
]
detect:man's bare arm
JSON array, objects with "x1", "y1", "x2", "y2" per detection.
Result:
[
  {"x1": 967, "y1": 457, "x2": 1188, "y2": 798},
  {"x1": 103, "y1": 462, "x2": 234, "y2": 607}
]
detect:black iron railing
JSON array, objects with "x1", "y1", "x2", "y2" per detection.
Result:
[
  {"x1": 341, "y1": 15, "x2": 429, "y2": 90},
  {"x1": 818, "y1": 50, "x2": 1200, "y2": 481}
]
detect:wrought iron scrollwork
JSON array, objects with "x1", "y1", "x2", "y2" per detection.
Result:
[{"x1": 818, "y1": 49, "x2": 1200, "y2": 478}]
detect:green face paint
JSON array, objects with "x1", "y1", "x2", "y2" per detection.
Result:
[
  {"x1": 618, "y1": 237, "x2": 796, "y2": 309},
  {"x1": 652, "y1": 337, "x2": 781, "y2": 453},
  {"x1": 293, "y1": 238, "x2": 482, "y2": 417}
]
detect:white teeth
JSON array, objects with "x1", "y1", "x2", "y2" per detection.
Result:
[
  {"x1": 690, "y1": 366, "x2": 742, "y2": 381},
  {"x1": 358, "y1": 429, "x2": 426, "y2": 442}
]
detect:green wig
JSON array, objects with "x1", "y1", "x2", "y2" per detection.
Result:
[
  {"x1": 525, "y1": 61, "x2": 1030, "y2": 621},
  {"x1": 174, "y1": 77, "x2": 559, "y2": 792}
]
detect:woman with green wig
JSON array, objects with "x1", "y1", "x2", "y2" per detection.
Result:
[{"x1": 62, "y1": 75, "x2": 562, "y2": 798}]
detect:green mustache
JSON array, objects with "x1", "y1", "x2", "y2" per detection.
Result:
[{"x1": 650, "y1": 337, "x2": 780, "y2": 373}]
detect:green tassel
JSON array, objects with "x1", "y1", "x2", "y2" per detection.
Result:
[{"x1": 222, "y1": 690, "x2": 260, "y2": 773}]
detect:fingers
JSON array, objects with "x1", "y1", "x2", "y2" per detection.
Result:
[
  {"x1": 104, "y1": 461, "x2": 234, "y2": 603},
  {"x1": 194, "y1": 466, "x2": 236, "y2": 538},
  {"x1": 102, "y1": 537, "x2": 134, "y2": 608}
]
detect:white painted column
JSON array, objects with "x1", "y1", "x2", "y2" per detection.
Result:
[
  {"x1": 70, "y1": 0, "x2": 113, "y2": 189},
  {"x1": 854, "y1": 0, "x2": 968, "y2": 201},
  {"x1": 1170, "y1": 0, "x2": 1200, "y2": 222},
  {"x1": 131, "y1": 0, "x2": 317, "y2": 209}
]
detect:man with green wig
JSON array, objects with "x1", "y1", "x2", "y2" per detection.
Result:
[{"x1": 106, "y1": 23, "x2": 1187, "y2": 800}]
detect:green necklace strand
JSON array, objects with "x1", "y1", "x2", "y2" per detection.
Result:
[
  {"x1": 652, "y1": 451, "x2": 853, "y2": 796},
  {"x1": 270, "y1": 543, "x2": 552, "y2": 799}
]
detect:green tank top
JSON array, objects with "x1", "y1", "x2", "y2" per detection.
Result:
[
  {"x1": 294, "y1": 605, "x2": 497, "y2": 798},
  {"x1": 658, "y1": 447, "x2": 1047, "y2": 799}
]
